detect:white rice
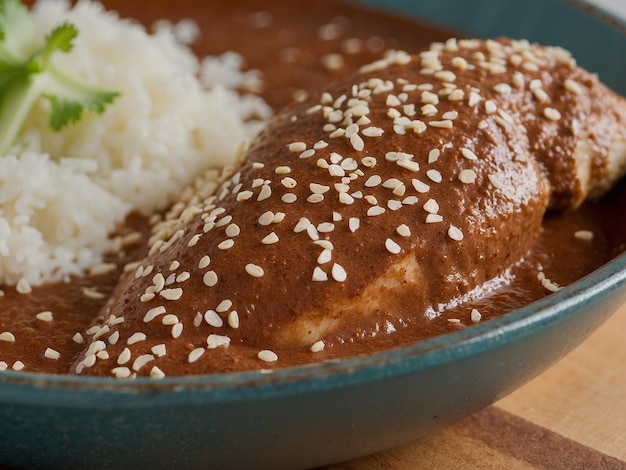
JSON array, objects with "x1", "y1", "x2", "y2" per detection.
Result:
[{"x1": 0, "y1": 0, "x2": 272, "y2": 286}]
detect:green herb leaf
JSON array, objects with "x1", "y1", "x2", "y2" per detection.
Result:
[{"x1": 0, "y1": 0, "x2": 119, "y2": 154}]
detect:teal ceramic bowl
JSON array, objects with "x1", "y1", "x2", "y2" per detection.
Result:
[{"x1": 1, "y1": 1, "x2": 626, "y2": 469}]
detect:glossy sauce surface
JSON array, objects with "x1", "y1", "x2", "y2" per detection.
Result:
[{"x1": 1, "y1": 0, "x2": 625, "y2": 374}]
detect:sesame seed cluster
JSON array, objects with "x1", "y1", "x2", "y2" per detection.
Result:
[{"x1": 72, "y1": 38, "x2": 624, "y2": 378}]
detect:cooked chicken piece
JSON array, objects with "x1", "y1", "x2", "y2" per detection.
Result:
[{"x1": 72, "y1": 38, "x2": 626, "y2": 377}]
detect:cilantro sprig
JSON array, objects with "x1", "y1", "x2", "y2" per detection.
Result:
[{"x1": 0, "y1": 0, "x2": 119, "y2": 155}]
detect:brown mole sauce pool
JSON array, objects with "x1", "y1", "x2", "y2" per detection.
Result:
[{"x1": 2, "y1": 0, "x2": 626, "y2": 374}]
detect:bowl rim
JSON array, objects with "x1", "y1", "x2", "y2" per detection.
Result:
[{"x1": 0, "y1": 0, "x2": 625, "y2": 407}]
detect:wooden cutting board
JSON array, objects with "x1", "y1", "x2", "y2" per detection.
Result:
[{"x1": 327, "y1": 302, "x2": 626, "y2": 469}]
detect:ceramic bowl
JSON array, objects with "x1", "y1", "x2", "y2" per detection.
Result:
[{"x1": 1, "y1": 1, "x2": 625, "y2": 468}]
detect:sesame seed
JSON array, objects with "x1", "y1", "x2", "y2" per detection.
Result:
[
  {"x1": 245, "y1": 263, "x2": 265, "y2": 278},
  {"x1": 215, "y1": 299, "x2": 232, "y2": 313},
  {"x1": 307, "y1": 194, "x2": 325, "y2": 203},
  {"x1": 471, "y1": 309, "x2": 482, "y2": 323},
  {"x1": 421, "y1": 104, "x2": 438, "y2": 116},
  {"x1": 12, "y1": 361, "x2": 25, "y2": 371},
  {"x1": 412, "y1": 178, "x2": 430, "y2": 193},
  {"x1": 132, "y1": 354, "x2": 154, "y2": 372},
  {"x1": 385, "y1": 238, "x2": 401, "y2": 254},
  {"x1": 484, "y1": 100, "x2": 497, "y2": 114},
  {"x1": 218, "y1": 239, "x2": 235, "y2": 250},
  {"x1": 361, "y1": 156, "x2": 377, "y2": 167},
  {"x1": 282, "y1": 193, "x2": 298, "y2": 203},
  {"x1": 397, "y1": 159, "x2": 420, "y2": 172},
  {"x1": 204, "y1": 309, "x2": 223, "y2": 328},
  {"x1": 435, "y1": 70, "x2": 456, "y2": 82},
  {"x1": 421, "y1": 90, "x2": 439, "y2": 104},
  {"x1": 574, "y1": 230, "x2": 594, "y2": 241},
  {"x1": 448, "y1": 318, "x2": 461, "y2": 323},
  {"x1": 262, "y1": 232, "x2": 279, "y2": 245},
  {"x1": 317, "y1": 222, "x2": 335, "y2": 233},
  {"x1": 257, "y1": 184, "x2": 272, "y2": 201},
  {"x1": 207, "y1": 334, "x2": 231, "y2": 349},
  {"x1": 310, "y1": 340, "x2": 326, "y2": 352},
  {"x1": 310, "y1": 183, "x2": 330, "y2": 194},
  {"x1": 397, "y1": 224, "x2": 411, "y2": 237},
  {"x1": 288, "y1": 142, "x2": 307, "y2": 152},
  {"x1": 216, "y1": 215, "x2": 233, "y2": 228},
  {"x1": 258, "y1": 350, "x2": 278, "y2": 363},
  {"x1": 300, "y1": 149, "x2": 315, "y2": 159},
  {"x1": 447, "y1": 89, "x2": 464, "y2": 101},
  {"x1": 363, "y1": 175, "x2": 380, "y2": 188},
  {"x1": 143, "y1": 305, "x2": 167, "y2": 323},
  {"x1": 543, "y1": 107, "x2": 561, "y2": 121},
  {"x1": 349, "y1": 217, "x2": 360, "y2": 233},
  {"x1": 367, "y1": 206, "x2": 386, "y2": 217},
  {"x1": 331, "y1": 263, "x2": 347, "y2": 282},
  {"x1": 257, "y1": 211, "x2": 274, "y2": 226},
  {"x1": 468, "y1": 91, "x2": 482, "y2": 107},
  {"x1": 564, "y1": 79, "x2": 582, "y2": 95},
  {"x1": 426, "y1": 169, "x2": 443, "y2": 183},
  {"x1": 388, "y1": 200, "x2": 403, "y2": 211},
  {"x1": 153, "y1": 273, "x2": 165, "y2": 292},
  {"x1": 493, "y1": 83, "x2": 512, "y2": 94},
  {"x1": 488, "y1": 174, "x2": 504, "y2": 189},
  {"x1": 171, "y1": 322, "x2": 184, "y2": 338},
  {"x1": 275, "y1": 166, "x2": 291, "y2": 174},
  {"x1": 44, "y1": 348, "x2": 61, "y2": 360},
  {"x1": 429, "y1": 120, "x2": 453, "y2": 129},
  {"x1": 228, "y1": 311, "x2": 240, "y2": 329},
  {"x1": 224, "y1": 224, "x2": 240, "y2": 238},
  {"x1": 72, "y1": 332, "x2": 84, "y2": 344},
  {"x1": 94, "y1": 349, "x2": 108, "y2": 359},
  {"x1": 188, "y1": 348, "x2": 205, "y2": 364},
  {"x1": 127, "y1": 332, "x2": 147, "y2": 345},
  {"x1": 448, "y1": 225, "x2": 464, "y2": 241},
  {"x1": 461, "y1": 148, "x2": 478, "y2": 161},
  {"x1": 150, "y1": 366, "x2": 166, "y2": 379},
  {"x1": 423, "y1": 198, "x2": 440, "y2": 214},
  {"x1": 36, "y1": 311, "x2": 53, "y2": 322},
  {"x1": 533, "y1": 88, "x2": 549, "y2": 102},
  {"x1": 151, "y1": 344, "x2": 167, "y2": 357},
  {"x1": 426, "y1": 214, "x2": 444, "y2": 223},
  {"x1": 237, "y1": 190, "x2": 254, "y2": 202},
  {"x1": 317, "y1": 249, "x2": 332, "y2": 265},
  {"x1": 187, "y1": 234, "x2": 201, "y2": 247},
  {"x1": 16, "y1": 278, "x2": 32, "y2": 294},
  {"x1": 118, "y1": 348, "x2": 132, "y2": 365},
  {"x1": 111, "y1": 367, "x2": 131, "y2": 378},
  {"x1": 108, "y1": 331, "x2": 120, "y2": 345},
  {"x1": 0, "y1": 332, "x2": 16, "y2": 342},
  {"x1": 160, "y1": 288, "x2": 183, "y2": 301},
  {"x1": 362, "y1": 126, "x2": 384, "y2": 137},
  {"x1": 294, "y1": 217, "x2": 311, "y2": 233},
  {"x1": 312, "y1": 266, "x2": 328, "y2": 282},
  {"x1": 459, "y1": 169, "x2": 477, "y2": 184}
]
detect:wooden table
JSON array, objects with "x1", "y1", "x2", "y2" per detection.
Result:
[{"x1": 328, "y1": 302, "x2": 626, "y2": 469}]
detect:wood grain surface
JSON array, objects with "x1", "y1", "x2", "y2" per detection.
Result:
[{"x1": 325, "y1": 302, "x2": 626, "y2": 469}]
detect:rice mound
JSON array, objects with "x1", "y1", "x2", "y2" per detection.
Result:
[{"x1": 0, "y1": 0, "x2": 272, "y2": 286}]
